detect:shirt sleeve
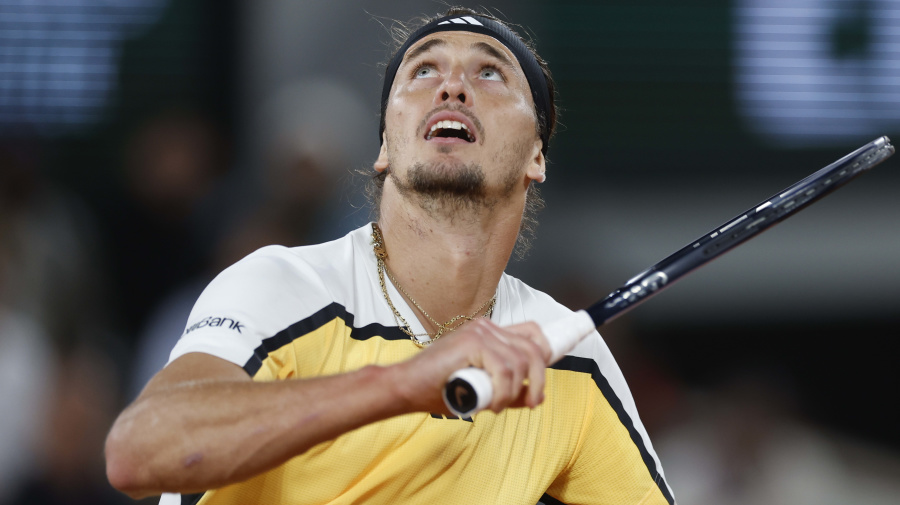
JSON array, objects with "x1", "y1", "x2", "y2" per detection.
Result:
[{"x1": 167, "y1": 245, "x2": 331, "y2": 371}]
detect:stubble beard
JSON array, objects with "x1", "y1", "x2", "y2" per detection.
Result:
[{"x1": 390, "y1": 157, "x2": 521, "y2": 222}]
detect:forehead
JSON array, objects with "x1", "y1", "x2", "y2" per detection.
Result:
[{"x1": 400, "y1": 30, "x2": 523, "y2": 73}]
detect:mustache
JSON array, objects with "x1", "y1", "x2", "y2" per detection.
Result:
[{"x1": 417, "y1": 104, "x2": 484, "y2": 141}]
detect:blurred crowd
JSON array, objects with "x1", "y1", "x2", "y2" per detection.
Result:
[
  {"x1": 2, "y1": 79, "x2": 900, "y2": 505},
  {"x1": 0, "y1": 77, "x2": 370, "y2": 504}
]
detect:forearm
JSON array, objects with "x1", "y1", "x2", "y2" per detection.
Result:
[
  {"x1": 105, "y1": 364, "x2": 406, "y2": 498},
  {"x1": 106, "y1": 318, "x2": 552, "y2": 499}
]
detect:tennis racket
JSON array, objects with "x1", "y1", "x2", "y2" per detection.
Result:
[{"x1": 444, "y1": 136, "x2": 895, "y2": 417}]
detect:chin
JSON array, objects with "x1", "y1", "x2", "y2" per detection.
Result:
[{"x1": 405, "y1": 160, "x2": 486, "y2": 197}]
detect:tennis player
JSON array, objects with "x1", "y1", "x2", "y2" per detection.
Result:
[{"x1": 105, "y1": 7, "x2": 675, "y2": 504}]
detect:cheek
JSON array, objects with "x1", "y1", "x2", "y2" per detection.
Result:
[
  {"x1": 387, "y1": 91, "x2": 429, "y2": 141},
  {"x1": 386, "y1": 101, "x2": 405, "y2": 128},
  {"x1": 492, "y1": 98, "x2": 538, "y2": 144},
  {"x1": 512, "y1": 96, "x2": 539, "y2": 128},
  {"x1": 384, "y1": 115, "x2": 411, "y2": 163},
  {"x1": 384, "y1": 104, "x2": 411, "y2": 147}
]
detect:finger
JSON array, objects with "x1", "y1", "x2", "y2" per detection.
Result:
[
  {"x1": 523, "y1": 341, "x2": 546, "y2": 408},
  {"x1": 498, "y1": 328, "x2": 546, "y2": 408},
  {"x1": 475, "y1": 322, "x2": 526, "y2": 411},
  {"x1": 479, "y1": 322, "x2": 545, "y2": 410},
  {"x1": 502, "y1": 321, "x2": 552, "y2": 363},
  {"x1": 477, "y1": 348, "x2": 515, "y2": 412}
]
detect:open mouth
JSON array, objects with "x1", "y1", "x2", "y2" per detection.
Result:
[{"x1": 425, "y1": 120, "x2": 476, "y2": 142}]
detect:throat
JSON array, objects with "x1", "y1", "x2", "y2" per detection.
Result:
[{"x1": 371, "y1": 223, "x2": 498, "y2": 346}]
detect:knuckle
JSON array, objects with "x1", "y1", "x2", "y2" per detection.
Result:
[
  {"x1": 518, "y1": 341, "x2": 542, "y2": 363},
  {"x1": 505, "y1": 344, "x2": 524, "y2": 359},
  {"x1": 521, "y1": 321, "x2": 542, "y2": 335},
  {"x1": 521, "y1": 338, "x2": 543, "y2": 356}
]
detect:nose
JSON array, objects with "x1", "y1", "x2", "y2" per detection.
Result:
[{"x1": 435, "y1": 69, "x2": 470, "y2": 107}]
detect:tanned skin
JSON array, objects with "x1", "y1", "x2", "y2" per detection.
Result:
[{"x1": 105, "y1": 30, "x2": 551, "y2": 499}]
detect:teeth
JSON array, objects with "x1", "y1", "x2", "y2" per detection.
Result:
[
  {"x1": 426, "y1": 119, "x2": 473, "y2": 141},
  {"x1": 429, "y1": 120, "x2": 468, "y2": 132}
]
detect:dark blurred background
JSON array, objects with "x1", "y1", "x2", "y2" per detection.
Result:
[{"x1": 1, "y1": 1, "x2": 898, "y2": 504}]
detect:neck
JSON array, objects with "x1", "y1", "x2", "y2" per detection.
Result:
[{"x1": 375, "y1": 181, "x2": 525, "y2": 335}]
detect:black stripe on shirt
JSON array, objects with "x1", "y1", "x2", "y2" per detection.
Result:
[
  {"x1": 550, "y1": 356, "x2": 675, "y2": 505},
  {"x1": 239, "y1": 304, "x2": 673, "y2": 504},
  {"x1": 538, "y1": 492, "x2": 567, "y2": 505},
  {"x1": 180, "y1": 492, "x2": 204, "y2": 505},
  {"x1": 243, "y1": 302, "x2": 407, "y2": 376}
]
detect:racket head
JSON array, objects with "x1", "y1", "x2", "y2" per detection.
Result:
[{"x1": 587, "y1": 136, "x2": 894, "y2": 325}]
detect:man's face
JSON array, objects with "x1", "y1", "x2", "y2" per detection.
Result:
[{"x1": 377, "y1": 31, "x2": 545, "y2": 212}]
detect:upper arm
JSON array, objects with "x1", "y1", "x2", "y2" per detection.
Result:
[{"x1": 137, "y1": 352, "x2": 251, "y2": 401}]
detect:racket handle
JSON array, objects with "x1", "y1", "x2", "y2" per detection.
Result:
[
  {"x1": 544, "y1": 310, "x2": 596, "y2": 363},
  {"x1": 442, "y1": 310, "x2": 596, "y2": 418}
]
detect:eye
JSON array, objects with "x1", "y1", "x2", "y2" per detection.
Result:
[
  {"x1": 479, "y1": 67, "x2": 504, "y2": 82},
  {"x1": 414, "y1": 64, "x2": 437, "y2": 79}
]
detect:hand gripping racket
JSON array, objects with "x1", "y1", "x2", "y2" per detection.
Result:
[{"x1": 443, "y1": 136, "x2": 895, "y2": 418}]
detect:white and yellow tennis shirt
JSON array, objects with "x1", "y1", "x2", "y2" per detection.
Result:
[{"x1": 159, "y1": 224, "x2": 674, "y2": 505}]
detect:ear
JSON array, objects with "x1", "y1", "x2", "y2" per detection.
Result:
[
  {"x1": 525, "y1": 140, "x2": 546, "y2": 183},
  {"x1": 374, "y1": 135, "x2": 389, "y2": 173}
]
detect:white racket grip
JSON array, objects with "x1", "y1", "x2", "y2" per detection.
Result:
[
  {"x1": 441, "y1": 310, "x2": 596, "y2": 418},
  {"x1": 443, "y1": 367, "x2": 492, "y2": 418},
  {"x1": 540, "y1": 310, "x2": 596, "y2": 363}
]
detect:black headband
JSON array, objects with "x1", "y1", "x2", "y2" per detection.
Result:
[{"x1": 380, "y1": 14, "x2": 552, "y2": 155}]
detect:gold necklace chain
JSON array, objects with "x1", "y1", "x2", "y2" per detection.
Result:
[{"x1": 372, "y1": 223, "x2": 496, "y2": 347}]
